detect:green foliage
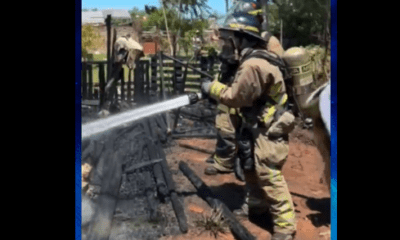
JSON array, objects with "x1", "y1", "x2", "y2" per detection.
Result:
[
  {"x1": 160, "y1": 37, "x2": 172, "y2": 52},
  {"x1": 142, "y1": 8, "x2": 209, "y2": 33},
  {"x1": 81, "y1": 25, "x2": 103, "y2": 61},
  {"x1": 143, "y1": 7, "x2": 209, "y2": 54},
  {"x1": 267, "y1": 0, "x2": 330, "y2": 46},
  {"x1": 178, "y1": 29, "x2": 197, "y2": 56},
  {"x1": 203, "y1": 41, "x2": 219, "y2": 56},
  {"x1": 142, "y1": 8, "x2": 168, "y2": 31},
  {"x1": 129, "y1": 7, "x2": 148, "y2": 29},
  {"x1": 111, "y1": 18, "x2": 131, "y2": 26},
  {"x1": 305, "y1": 44, "x2": 330, "y2": 85},
  {"x1": 129, "y1": 7, "x2": 146, "y2": 19},
  {"x1": 177, "y1": 20, "x2": 209, "y2": 56},
  {"x1": 163, "y1": 0, "x2": 213, "y2": 20}
]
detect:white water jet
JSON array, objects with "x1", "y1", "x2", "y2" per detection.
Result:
[{"x1": 82, "y1": 93, "x2": 201, "y2": 140}]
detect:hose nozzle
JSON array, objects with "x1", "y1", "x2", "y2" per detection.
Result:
[{"x1": 187, "y1": 92, "x2": 201, "y2": 105}]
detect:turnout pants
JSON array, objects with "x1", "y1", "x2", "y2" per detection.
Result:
[
  {"x1": 245, "y1": 126, "x2": 296, "y2": 235},
  {"x1": 211, "y1": 104, "x2": 238, "y2": 172},
  {"x1": 211, "y1": 104, "x2": 297, "y2": 235}
]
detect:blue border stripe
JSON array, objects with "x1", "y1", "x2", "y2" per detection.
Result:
[
  {"x1": 331, "y1": 0, "x2": 337, "y2": 239},
  {"x1": 75, "y1": 0, "x2": 82, "y2": 239},
  {"x1": 74, "y1": 3, "x2": 337, "y2": 240}
]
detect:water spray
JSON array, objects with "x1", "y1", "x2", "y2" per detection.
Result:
[{"x1": 82, "y1": 93, "x2": 201, "y2": 140}]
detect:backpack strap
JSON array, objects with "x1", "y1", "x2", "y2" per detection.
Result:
[
  {"x1": 240, "y1": 49, "x2": 289, "y2": 79},
  {"x1": 239, "y1": 49, "x2": 291, "y2": 124}
]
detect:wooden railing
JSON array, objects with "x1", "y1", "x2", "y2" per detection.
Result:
[{"x1": 81, "y1": 55, "x2": 219, "y2": 108}]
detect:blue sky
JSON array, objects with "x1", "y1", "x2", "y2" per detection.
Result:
[{"x1": 82, "y1": 0, "x2": 228, "y2": 15}]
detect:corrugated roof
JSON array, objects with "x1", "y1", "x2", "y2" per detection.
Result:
[
  {"x1": 82, "y1": 11, "x2": 105, "y2": 24},
  {"x1": 102, "y1": 9, "x2": 131, "y2": 19},
  {"x1": 82, "y1": 9, "x2": 131, "y2": 25}
]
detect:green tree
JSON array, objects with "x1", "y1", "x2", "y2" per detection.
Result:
[
  {"x1": 268, "y1": 0, "x2": 330, "y2": 83},
  {"x1": 130, "y1": 7, "x2": 147, "y2": 18},
  {"x1": 143, "y1": 7, "x2": 209, "y2": 55},
  {"x1": 81, "y1": 25, "x2": 103, "y2": 61},
  {"x1": 163, "y1": 0, "x2": 213, "y2": 20},
  {"x1": 270, "y1": 0, "x2": 330, "y2": 46}
]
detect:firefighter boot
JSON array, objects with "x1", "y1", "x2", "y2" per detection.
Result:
[
  {"x1": 204, "y1": 166, "x2": 218, "y2": 175},
  {"x1": 205, "y1": 156, "x2": 215, "y2": 164},
  {"x1": 233, "y1": 202, "x2": 269, "y2": 217}
]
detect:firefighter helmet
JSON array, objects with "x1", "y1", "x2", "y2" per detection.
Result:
[{"x1": 219, "y1": 12, "x2": 264, "y2": 42}]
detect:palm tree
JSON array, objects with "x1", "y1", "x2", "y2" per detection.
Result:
[{"x1": 163, "y1": 0, "x2": 214, "y2": 20}]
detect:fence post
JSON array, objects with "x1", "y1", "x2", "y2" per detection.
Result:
[
  {"x1": 88, "y1": 64, "x2": 93, "y2": 99},
  {"x1": 150, "y1": 55, "x2": 158, "y2": 102},
  {"x1": 174, "y1": 60, "x2": 184, "y2": 95},
  {"x1": 145, "y1": 61, "x2": 150, "y2": 102},
  {"x1": 98, "y1": 63, "x2": 105, "y2": 108},
  {"x1": 82, "y1": 62, "x2": 87, "y2": 100},
  {"x1": 106, "y1": 15, "x2": 112, "y2": 81},
  {"x1": 200, "y1": 56, "x2": 208, "y2": 91},
  {"x1": 134, "y1": 61, "x2": 145, "y2": 105},
  {"x1": 158, "y1": 51, "x2": 165, "y2": 99},
  {"x1": 127, "y1": 68, "x2": 132, "y2": 103},
  {"x1": 208, "y1": 55, "x2": 215, "y2": 74},
  {"x1": 119, "y1": 67, "x2": 124, "y2": 102}
]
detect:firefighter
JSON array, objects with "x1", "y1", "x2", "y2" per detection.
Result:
[
  {"x1": 201, "y1": 12, "x2": 297, "y2": 240},
  {"x1": 204, "y1": 1, "x2": 285, "y2": 182}
]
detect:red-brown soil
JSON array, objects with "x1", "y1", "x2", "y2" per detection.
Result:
[{"x1": 161, "y1": 126, "x2": 331, "y2": 240}]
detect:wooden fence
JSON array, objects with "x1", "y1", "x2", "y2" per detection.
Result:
[{"x1": 81, "y1": 55, "x2": 219, "y2": 108}]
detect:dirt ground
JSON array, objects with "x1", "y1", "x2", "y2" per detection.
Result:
[{"x1": 161, "y1": 126, "x2": 331, "y2": 240}]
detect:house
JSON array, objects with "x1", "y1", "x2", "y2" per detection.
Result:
[
  {"x1": 82, "y1": 9, "x2": 135, "y2": 54},
  {"x1": 82, "y1": 9, "x2": 132, "y2": 26}
]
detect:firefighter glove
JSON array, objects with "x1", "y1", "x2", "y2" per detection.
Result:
[{"x1": 201, "y1": 80, "x2": 213, "y2": 99}]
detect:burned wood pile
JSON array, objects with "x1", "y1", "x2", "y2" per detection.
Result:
[{"x1": 81, "y1": 113, "x2": 186, "y2": 240}]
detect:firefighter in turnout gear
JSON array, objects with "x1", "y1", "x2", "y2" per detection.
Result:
[
  {"x1": 204, "y1": 0, "x2": 264, "y2": 178},
  {"x1": 201, "y1": 12, "x2": 297, "y2": 240},
  {"x1": 204, "y1": 0, "x2": 285, "y2": 183}
]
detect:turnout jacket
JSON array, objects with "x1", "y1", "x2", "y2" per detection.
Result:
[{"x1": 209, "y1": 48, "x2": 289, "y2": 129}]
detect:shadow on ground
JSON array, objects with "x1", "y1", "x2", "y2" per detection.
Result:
[
  {"x1": 306, "y1": 197, "x2": 331, "y2": 227},
  {"x1": 209, "y1": 183, "x2": 246, "y2": 210},
  {"x1": 210, "y1": 183, "x2": 274, "y2": 234}
]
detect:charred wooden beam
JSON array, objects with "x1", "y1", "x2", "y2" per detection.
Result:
[
  {"x1": 86, "y1": 147, "x2": 124, "y2": 240},
  {"x1": 123, "y1": 158, "x2": 163, "y2": 173},
  {"x1": 144, "y1": 171, "x2": 159, "y2": 221},
  {"x1": 141, "y1": 117, "x2": 188, "y2": 233},
  {"x1": 138, "y1": 121, "x2": 168, "y2": 198},
  {"x1": 178, "y1": 142, "x2": 214, "y2": 154},
  {"x1": 179, "y1": 161, "x2": 256, "y2": 240},
  {"x1": 171, "y1": 133, "x2": 217, "y2": 139},
  {"x1": 155, "y1": 139, "x2": 188, "y2": 233}
]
